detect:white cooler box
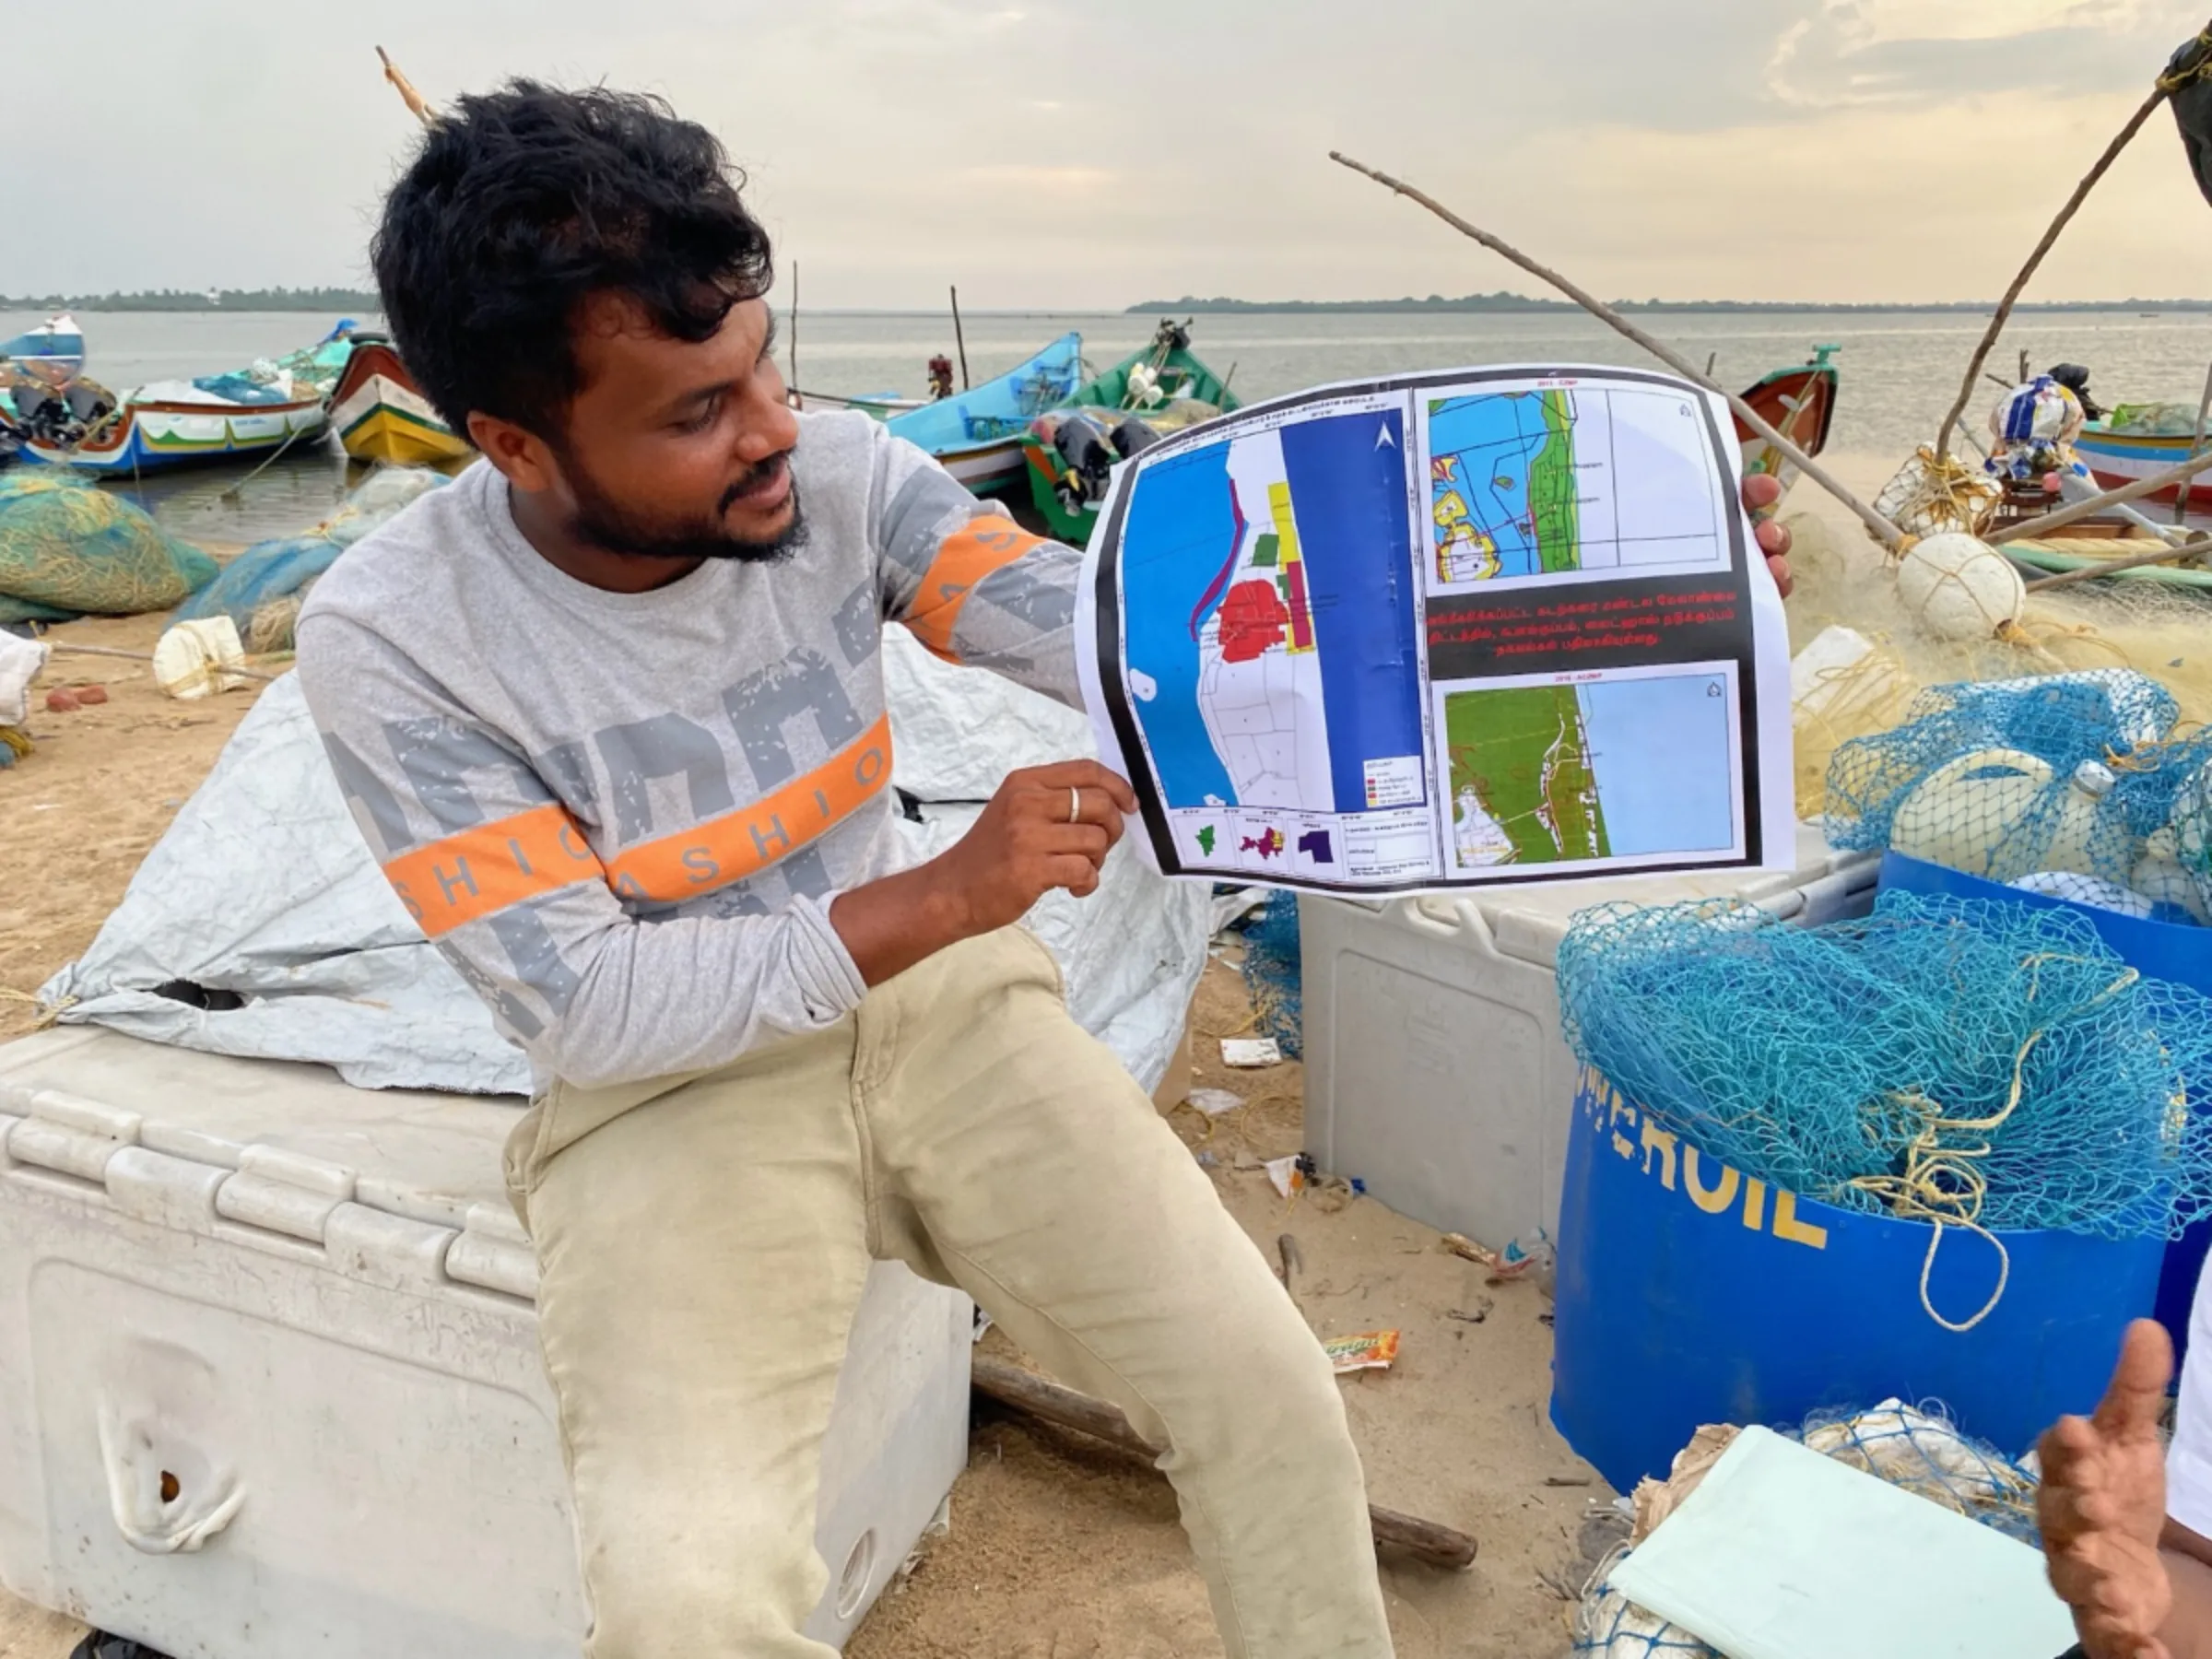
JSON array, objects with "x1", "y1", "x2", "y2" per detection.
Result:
[
  {"x1": 0, "y1": 1028, "x2": 972, "y2": 1658},
  {"x1": 1300, "y1": 825, "x2": 1880, "y2": 1253}
]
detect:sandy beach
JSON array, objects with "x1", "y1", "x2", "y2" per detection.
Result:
[{"x1": 8, "y1": 455, "x2": 2204, "y2": 1656}]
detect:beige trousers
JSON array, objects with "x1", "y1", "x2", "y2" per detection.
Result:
[{"x1": 503, "y1": 927, "x2": 1394, "y2": 1658}]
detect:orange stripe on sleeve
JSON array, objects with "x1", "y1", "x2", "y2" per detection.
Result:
[
  {"x1": 605, "y1": 713, "x2": 894, "y2": 903},
  {"x1": 382, "y1": 802, "x2": 606, "y2": 938},
  {"x1": 902, "y1": 516, "x2": 1043, "y2": 660}
]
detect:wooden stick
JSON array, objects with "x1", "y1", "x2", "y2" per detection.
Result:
[
  {"x1": 1327, "y1": 150, "x2": 1907, "y2": 551},
  {"x1": 375, "y1": 47, "x2": 438, "y2": 128},
  {"x1": 1997, "y1": 447, "x2": 2212, "y2": 542},
  {"x1": 2021, "y1": 535, "x2": 2212, "y2": 590},
  {"x1": 43, "y1": 641, "x2": 277, "y2": 682},
  {"x1": 970, "y1": 1355, "x2": 1479, "y2": 1571},
  {"x1": 949, "y1": 284, "x2": 971, "y2": 391},
  {"x1": 1933, "y1": 27, "x2": 2212, "y2": 461},
  {"x1": 2180, "y1": 358, "x2": 2212, "y2": 523},
  {"x1": 786, "y1": 261, "x2": 800, "y2": 410}
]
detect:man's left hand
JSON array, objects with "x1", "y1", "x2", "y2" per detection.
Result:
[{"x1": 1743, "y1": 472, "x2": 1794, "y2": 598}]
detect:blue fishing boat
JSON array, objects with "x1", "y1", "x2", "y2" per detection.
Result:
[
  {"x1": 0, "y1": 313, "x2": 85, "y2": 390},
  {"x1": 883, "y1": 331, "x2": 1082, "y2": 496}
]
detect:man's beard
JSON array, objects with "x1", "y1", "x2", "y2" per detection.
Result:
[{"x1": 563, "y1": 449, "x2": 809, "y2": 566}]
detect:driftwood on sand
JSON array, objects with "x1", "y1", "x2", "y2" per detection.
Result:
[{"x1": 970, "y1": 1355, "x2": 1479, "y2": 1571}]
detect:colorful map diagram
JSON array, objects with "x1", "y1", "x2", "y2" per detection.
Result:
[
  {"x1": 1426, "y1": 386, "x2": 1724, "y2": 587},
  {"x1": 1241, "y1": 828, "x2": 1287, "y2": 860},
  {"x1": 1296, "y1": 830, "x2": 1335, "y2": 865},
  {"x1": 1441, "y1": 670, "x2": 1735, "y2": 869},
  {"x1": 1117, "y1": 407, "x2": 1425, "y2": 816}
]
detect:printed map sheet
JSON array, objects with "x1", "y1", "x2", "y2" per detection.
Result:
[{"x1": 1076, "y1": 366, "x2": 1793, "y2": 894}]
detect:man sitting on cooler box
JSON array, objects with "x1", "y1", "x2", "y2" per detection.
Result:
[{"x1": 297, "y1": 79, "x2": 1796, "y2": 1658}]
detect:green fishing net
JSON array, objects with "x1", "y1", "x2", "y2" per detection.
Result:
[{"x1": 0, "y1": 471, "x2": 216, "y2": 623}]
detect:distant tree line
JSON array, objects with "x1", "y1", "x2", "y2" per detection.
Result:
[
  {"x1": 0, "y1": 288, "x2": 382, "y2": 312},
  {"x1": 1128, "y1": 291, "x2": 2212, "y2": 314}
]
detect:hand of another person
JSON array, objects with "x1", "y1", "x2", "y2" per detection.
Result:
[
  {"x1": 1742, "y1": 471, "x2": 1794, "y2": 598},
  {"x1": 2040, "y1": 1320, "x2": 2179, "y2": 1659}
]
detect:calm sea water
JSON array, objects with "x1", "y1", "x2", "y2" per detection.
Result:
[{"x1": 8, "y1": 306, "x2": 2212, "y2": 546}]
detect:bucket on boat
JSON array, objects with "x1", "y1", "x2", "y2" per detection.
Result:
[{"x1": 1549, "y1": 1065, "x2": 2164, "y2": 1491}]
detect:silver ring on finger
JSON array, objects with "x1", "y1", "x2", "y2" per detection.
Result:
[{"x1": 1067, "y1": 785, "x2": 1081, "y2": 825}]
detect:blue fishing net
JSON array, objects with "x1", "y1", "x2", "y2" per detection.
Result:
[
  {"x1": 1557, "y1": 890, "x2": 2212, "y2": 1241},
  {"x1": 174, "y1": 465, "x2": 446, "y2": 650},
  {"x1": 1825, "y1": 669, "x2": 2212, "y2": 924},
  {"x1": 1240, "y1": 898, "x2": 1303, "y2": 1060},
  {"x1": 0, "y1": 472, "x2": 217, "y2": 624}
]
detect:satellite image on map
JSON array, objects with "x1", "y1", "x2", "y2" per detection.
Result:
[
  {"x1": 1440, "y1": 667, "x2": 1739, "y2": 870},
  {"x1": 1113, "y1": 402, "x2": 1424, "y2": 817},
  {"x1": 1425, "y1": 384, "x2": 1728, "y2": 590}
]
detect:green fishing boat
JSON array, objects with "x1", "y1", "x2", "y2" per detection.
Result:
[{"x1": 1021, "y1": 319, "x2": 1242, "y2": 545}]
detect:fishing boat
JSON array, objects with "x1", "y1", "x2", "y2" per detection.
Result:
[
  {"x1": 330, "y1": 334, "x2": 472, "y2": 465},
  {"x1": 883, "y1": 332, "x2": 1083, "y2": 496},
  {"x1": 1733, "y1": 346, "x2": 1839, "y2": 488},
  {"x1": 23, "y1": 390, "x2": 331, "y2": 476},
  {"x1": 2075, "y1": 402, "x2": 2209, "y2": 503},
  {"x1": 1020, "y1": 320, "x2": 1242, "y2": 545},
  {"x1": 0, "y1": 313, "x2": 85, "y2": 391},
  {"x1": 23, "y1": 324, "x2": 355, "y2": 477}
]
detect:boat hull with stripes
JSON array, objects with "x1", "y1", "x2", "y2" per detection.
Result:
[
  {"x1": 2077, "y1": 429, "x2": 2206, "y2": 503},
  {"x1": 24, "y1": 399, "x2": 329, "y2": 476}
]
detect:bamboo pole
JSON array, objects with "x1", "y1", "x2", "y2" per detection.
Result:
[
  {"x1": 44, "y1": 641, "x2": 277, "y2": 682},
  {"x1": 949, "y1": 285, "x2": 971, "y2": 390},
  {"x1": 375, "y1": 47, "x2": 438, "y2": 127},
  {"x1": 1326, "y1": 150, "x2": 1907, "y2": 550},
  {"x1": 970, "y1": 1356, "x2": 1479, "y2": 1571},
  {"x1": 1932, "y1": 25, "x2": 2212, "y2": 462},
  {"x1": 2021, "y1": 535, "x2": 2212, "y2": 590},
  {"x1": 2178, "y1": 357, "x2": 2212, "y2": 523},
  {"x1": 786, "y1": 261, "x2": 800, "y2": 410}
]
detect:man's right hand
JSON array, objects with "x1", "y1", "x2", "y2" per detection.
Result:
[
  {"x1": 929, "y1": 760, "x2": 1136, "y2": 931},
  {"x1": 829, "y1": 759, "x2": 1138, "y2": 988}
]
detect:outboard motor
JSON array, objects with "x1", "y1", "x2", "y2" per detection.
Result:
[
  {"x1": 1109, "y1": 417, "x2": 1163, "y2": 462},
  {"x1": 1051, "y1": 413, "x2": 1117, "y2": 512}
]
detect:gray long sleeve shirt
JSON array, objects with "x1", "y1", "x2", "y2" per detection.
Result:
[{"x1": 295, "y1": 411, "x2": 1083, "y2": 1089}]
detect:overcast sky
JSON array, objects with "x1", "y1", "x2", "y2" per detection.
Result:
[{"x1": 8, "y1": 0, "x2": 2212, "y2": 307}]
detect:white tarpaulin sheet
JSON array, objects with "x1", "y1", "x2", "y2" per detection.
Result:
[{"x1": 39, "y1": 627, "x2": 1208, "y2": 1095}]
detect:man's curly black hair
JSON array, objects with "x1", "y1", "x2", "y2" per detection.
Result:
[{"x1": 371, "y1": 81, "x2": 772, "y2": 439}]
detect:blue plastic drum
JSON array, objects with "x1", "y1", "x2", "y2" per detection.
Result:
[
  {"x1": 1879, "y1": 852, "x2": 2212, "y2": 1357},
  {"x1": 1550, "y1": 1066, "x2": 2164, "y2": 1492}
]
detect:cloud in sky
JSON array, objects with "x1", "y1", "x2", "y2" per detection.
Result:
[{"x1": 5, "y1": 0, "x2": 2211, "y2": 306}]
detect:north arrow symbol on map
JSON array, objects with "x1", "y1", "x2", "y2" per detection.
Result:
[{"x1": 1376, "y1": 422, "x2": 1396, "y2": 449}]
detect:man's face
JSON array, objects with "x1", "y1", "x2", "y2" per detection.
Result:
[{"x1": 549, "y1": 292, "x2": 804, "y2": 563}]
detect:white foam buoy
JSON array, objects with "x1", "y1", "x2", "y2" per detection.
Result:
[
  {"x1": 152, "y1": 617, "x2": 252, "y2": 700},
  {"x1": 2131, "y1": 826, "x2": 2210, "y2": 924},
  {"x1": 2014, "y1": 870, "x2": 2157, "y2": 920},
  {"x1": 1896, "y1": 533, "x2": 2027, "y2": 643},
  {"x1": 2173, "y1": 758, "x2": 2212, "y2": 922}
]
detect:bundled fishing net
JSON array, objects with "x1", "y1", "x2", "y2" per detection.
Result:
[
  {"x1": 1573, "y1": 1401, "x2": 2039, "y2": 1655},
  {"x1": 1872, "y1": 447, "x2": 2003, "y2": 539},
  {"x1": 1240, "y1": 898, "x2": 1303, "y2": 1060},
  {"x1": 0, "y1": 472, "x2": 218, "y2": 624},
  {"x1": 174, "y1": 465, "x2": 446, "y2": 653},
  {"x1": 1824, "y1": 669, "x2": 2212, "y2": 924},
  {"x1": 1557, "y1": 890, "x2": 2212, "y2": 1243}
]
